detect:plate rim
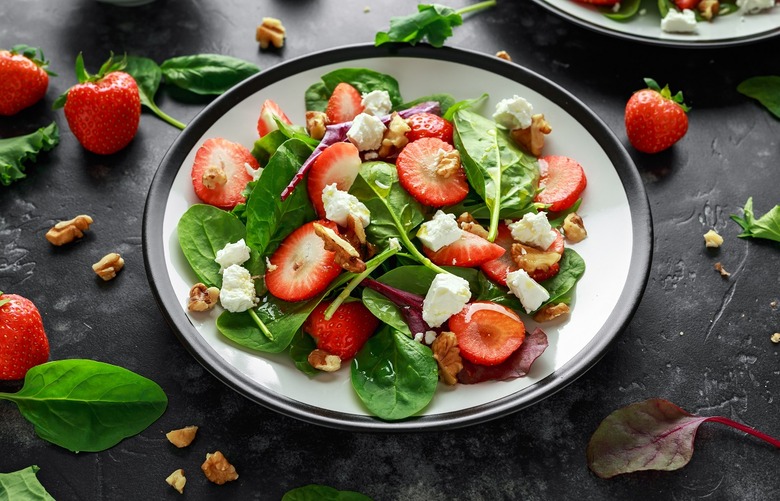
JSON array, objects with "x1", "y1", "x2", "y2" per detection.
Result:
[{"x1": 142, "y1": 42, "x2": 653, "y2": 431}]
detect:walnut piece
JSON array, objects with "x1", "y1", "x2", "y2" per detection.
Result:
[
  {"x1": 771, "y1": 333, "x2": 780, "y2": 344},
  {"x1": 378, "y1": 112, "x2": 410, "y2": 158},
  {"x1": 432, "y1": 331, "x2": 463, "y2": 385},
  {"x1": 510, "y1": 113, "x2": 552, "y2": 156},
  {"x1": 256, "y1": 17, "x2": 286, "y2": 49},
  {"x1": 45, "y1": 215, "x2": 93, "y2": 246},
  {"x1": 704, "y1": 229, "x2": 724, "y2": 248},
  {"x1": 92, "y1": 253, "x2": 124, "y2": 281},
  {"x1": 714, "y1": 262, "x2": 730, "y2": 278},
  {"x1": 308, "y1": 349, "x2": 342, "y2": 372},
  {"x1": 345, "y1": 214, "x2": 377, "y2": 260},
  {"x1": 313, "y1": 222, "x2": 366, "y2": 273},
  {"x1": 202, "y1": 164, "x2": 227, "y2": 190},
  {"x1": 165, "y1": 469, "x2": 186, "y2": 494},
  {"x1": 434, "y1": 149, "x2": 462, "y2": 178},
  {"x1": 533, "y1": 303, "x2": 570, "y2": 322},
  {"x1": 511, "y1": 243, "x2": 561, "y2": 275},
  {"x1": 166, "y1": 425, "x2": 199, "y2": 448},
  {"x1": 699, "y1": 0, "x2": 720, "y2": 20},
  {"x1": 562, "y1": 213, "x2": 587, "y2": 243},
  {"x1": 457, "y1": 212, "x2": 489, "y2": 239},
  {"x1": 187, "y1": 284, "x2": 220, "y2": 312},
  {"x1": 305, "y1": 111, "x2": 329, "y2": 141},
  {"x1": 496, "y1": 50, "x2": 512, "y2": 61},
  {"x1": 201, "y1": 451, "x2": 238, "y2": 485}
]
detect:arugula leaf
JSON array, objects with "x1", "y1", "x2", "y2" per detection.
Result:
[
  {"x1": 730, "y1": 197, "x2": 780, "y2": 243},
  {"x1": 0, "y1": 122, "x2": 59, "y2": 186},
  {"x1": 160, "y1": 54, "x2": 260, "y2": 95},
  {"x1": 737, "y1": 76, "x2": 780, "y2": 120},
  {"x1": 0, "y1": 466, "x2": 54, "y2": 501},
  {"x1": 124, "y1": 56, "x2": 186, "y2": 129},
  {"x1": 283, "y1": 484, "x2": 373, "y2": 501}
]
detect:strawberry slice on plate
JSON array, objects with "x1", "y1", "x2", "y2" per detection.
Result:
[
  {"x1": 534, "y1": 155, "x2": 587, "y2": 212},
  {"x1": 265, "y1": 220, "x2": 343, "y2": 302},
  {"x1": 304, "y1": 300, "x2": 380, "y2": 359},
  {"x1": 325, "y1": 82, "x2": 364, "y2": 124},
  {"x1": 480, "y1": 223, "x2": 564, "y2": 285},
  {"x1": 422, "y1": 230, "x2": 505, "y2": 267},
  {"x1": 406, "y1": 113, "x2": 454, "y2": 144},
  {"x1": 191, "y1": 138, "x2": 258, "y2": 210},
  {"x1": 307, "y1": 142, "x2": 362, "y2": 218},
  {"x1": 396, "y1": 137, "x2": 469, "y2": 207},
  {"x1": 257, "y1": 99, "x2": 292, "y2": 137},
  {"x1": 449, "y1": 301, "x2": 526, "y2": 366}
]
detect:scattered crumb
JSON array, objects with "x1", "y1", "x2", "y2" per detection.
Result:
[
  {"x1": 771, "y1": 333, "x2": 780, "y2": 344},
  {"x1": 364, "y1": 6, "x2": 371, "y2": 13},
  {"x1": 771, "y1": 300, "x2": 778, "y2": 309},
  {"x1": 714, "y1": 262, "x2": 730, "y2": 278},
  {"x1": 496, "y1": 50, "x2": 512, "y2": 61},
  {"x1": 679, "y1": 331, "x2": 684, "y2": 336},
  {"x1": 703, "y1": 229, "x2": 724, "y2": 248},
  {"x1": 165, "y1": 469, "x2": 186, "y2": 494}
]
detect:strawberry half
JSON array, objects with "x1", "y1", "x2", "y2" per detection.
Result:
[
  {"x1": 406, "y1": 113, "x2": 454, "y2": 144},
  {"x1": 625, "y1": 78, "x2": 689, "y2": 154},
  {"x1": 303, "y1": 300, "x2": 380, "y2": 359},
  {"x1": 265, "y1": 220, "x2": 343, "y2": 302},
  {"x1": 190, "y1": 137, "x2": 258, "y2": 210},
  {"x1": 325, "y1": 82, "x2": 364, "y2": 124},
  {"x1": 0, "y1": 292, "x2": 49, "y2": 380},
  {"x1": 422, "y1": 230, "x2": 505, "y2": 267},
  {"x1": 674, "y1": 0, "x2": 699, "y2": 9},
  {"x1": 534, "y1": 155, "x2": 587, "y2": 212},
  {"x1": 257, "y1": 99, "x2": 292, "y2": 137},
  {"x1": 449, "y1": 301, "x2": 526, "y2": 366},
  {"x1": 395, "y1": 137, "x2": 469, "y2": 207},
  {"x1": 480, "y1": 223, "x2": 564, "y2": 285},
  {"x1": 306, "y1": 142, "x2": 362, "y2": 218}
]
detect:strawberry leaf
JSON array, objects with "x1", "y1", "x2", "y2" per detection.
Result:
[
  {"x1": 0, "y1": 122, "x2": 59, "y2": 186},
  {"x1": 730, "y1": 197, "x2": 780, "y2": 243},
  {"x1": 737, "y1": 76, "x2": 780, "y2": 120}
]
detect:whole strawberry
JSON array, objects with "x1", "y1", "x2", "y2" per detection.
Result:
[
  {"x1": 625, "y1": 78, "x2": 689, "y2": 154},
  {"x1": 0, "y1": 45, "x2": 53, "y2": 116},
  {"x1": 54, "y1": 53, "x2": 141, "y2": 155},
  {"x1": 0, "y1": 292, "x2": 50, "y2": 380}
]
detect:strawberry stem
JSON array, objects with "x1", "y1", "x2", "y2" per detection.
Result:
[
  {"x1": 248, "y1": 308, "x2": 274, "y2": 341},
  {"x1": 456, "y1": 0, "x2": 496, "y2": 16},
  {"x1": 706, "y1": 416, "x2": 780, "y2": 448},
  {"x1": 395, "y1": 230, "x2": 448, "y2": 275}
]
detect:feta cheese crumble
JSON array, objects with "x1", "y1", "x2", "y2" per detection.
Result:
[
  {"x1": 321, "y1": 183, "x2": 371, "y2": 227},
  {"x1": 508, "y1": 212, "x2": 557, "y2": 250},
  {"x1": 492, "y1": 95, "x2": 534, "y2": 130},
  {"x1": 414, "y1": 330, "x2": 438, "y2": 345},
  {"x1": 417, "y1": 210, "x2": 462, "y2": 251},
  {"x1": 737, "y1": 0, "x2": 776, "y2": 13},
  {"x1": 361, "y1": 90, "x2": 392, "y2": 117},
  {"x1": 346, "y1": 113, "x2": 386, "y2": 151},
  {"x1": 422, "y1": 273, "x2": 471, "y2": 328},
  {"x1": 388, "y1": 237, "x2": 401, "y2": 251},
  {"x1": 214, "y1": 238, "x2": 251, "y2": 271},
  {"x1": 219, "y1": 264, "x2": 258, "y2": 313},
  {"x1": 660, "y1": 9, "x2": 697, "y2": 33},
  {"x1": 505, "y1": 269, "x2": 550, "y2": 314}
]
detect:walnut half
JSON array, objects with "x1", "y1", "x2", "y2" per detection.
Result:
[
  {"x1": 256, "y1": 17, "x2": 286, "y2": 49},
  {"x1": 45, "y1": 215, "x2": 93, "y2": 246},
  {"x1": 533, "y1": 303, "x2": 570, "y2": 322},
  {"x1": 92, "y1": 253, "x2": 124, "y2": 281},
  {"x1": 313, "y1": 222, "x2": 366, "y2": 273},
  {"x1": 201, "y1": 451, "x2": 239, "y2": 485},
  {"x1": 308, "y1": 349, "x2": 342, "y2": 372},
  {"x1": 188, "y1": 284, "x2": 220, "y2": 312},
  {"x1": 562, "y1": 213, "x2": 587, "y2": 243},
  {"x1": 432, "y1": 331, "x2": 463, "y2": 386},
  {"x1": 165, "y1": 469, "x2": 187, "y2": 494},
  {"x1": 510, "y1": 113, "x2": 551, "y2": 157},
  {"x1": 166, "y1": 425, "x2": 199, "y2": 448}
]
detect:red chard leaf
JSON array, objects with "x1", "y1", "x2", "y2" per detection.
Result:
[{"x1": 457, "y1": 327, "x2": 548, "y2": 384}]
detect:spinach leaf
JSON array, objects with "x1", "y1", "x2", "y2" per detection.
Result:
[
  {"x1": 319, "y1": 68, "x2": 403, "y2": 109},
  {"x1": 547, "y1": 199, "x2": 582, "y2": 228},
  {"x1": 304, "y1": 82, "x2": 330, "y2": 112},
  {"x1": 0, "y1": 360, "x2": 167, "y2": 453},
  {"x1": 657, "y1": 0, "x2": 674, "y2": 18},
  {"x1": 730, "y1": 197, "x2": 780, "y2": 243},
  {"x1": 0, "y1": 122, "x2": 59, "y2": 186},
  {"x1": 160, "y1": 54, "x2": 260, "y2": 95},
  {"x1": 289, "y1": 330, "x2": 319, "y2": 376},
  {"x1": 737, "y1": 76, "x2": 780, "y2": 120},
  {"x1": 251, "y1": 129, "x2": 289, "y2": 165},
  {"x1": 445, "y1": 190, "x2": 536, "y2": 221},
  {"x1": 398, "y1": 93, "x2": 457, "y2": 115},
  {"x1": 538, "y1": 248, "x2": 586, "y2": 310},
  {"x1": 0, "y1": 466, "x2": 54, "y2": 501},
  {"x1": 124, "y1": 56, "x2": 186, "y2": 129},
  {"x1": 442, "y1": 93, "x2": 488, "y2": 121},
  {"x1": 602, "y1": 0, "x2": 641, "y2": 21},
  {"x1": 283, "y1": 484, "x2": 373, "y2": 501},
  {"x1": 351, "y1": 326, "x2": 438, "y2": 421}
]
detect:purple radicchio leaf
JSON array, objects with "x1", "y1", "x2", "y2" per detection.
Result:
[
  {"x1": 457, "y1": 327, "x2": 548, "y2": 384},
  {"x1": 587, "y1": 398, "x2": 780, "y2": 479},
  {"x1": 362, "y1": 278, "x2": 430, "y2": 336}
]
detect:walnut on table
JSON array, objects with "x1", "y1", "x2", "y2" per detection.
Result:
[
  {"x1": 45, "y1": 215, "x2": 93, "y2": 246},
  {"x1": 166, "y1": 425, "x2": 199, "y2": 448},
  {"x1": 256, "y1": 17, "x2": 286, "y2": 49},
  {"x1": 496, "y1": 50, "x2": 512, "y2": 61},
  {"x1": 165, "y1": 469, "x2": 186, "y2": 494},
  {"x1": 703, "y1": 229, "x2": 724, "y2": 248},
  {"x1": 201, "y1": 451, "x2": 239, "y2": 485},
  {"x1": 92, "y1": 253, "x2": 124, "y2": 281}
]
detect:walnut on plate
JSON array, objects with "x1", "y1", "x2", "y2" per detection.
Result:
[
  {"x1": 188, "y1": 284, "x2": 220, "y2": 312},
  {"x1": 510, "y1": 113, "x2": 551, "y2": 157},
  {"x1": 431, "y1": 331, "x2": 463, "y2": 385}
]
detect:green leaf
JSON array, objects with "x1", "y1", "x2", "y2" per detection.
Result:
[
  {"x1": 251, "y1": 129, "x2": 289, "y2": 166},
  {"x1": 289, "y1": 330, "x2": 319, "y2": 376},
  {"x1": 124, "y1": 56, "x2": 186, "y2": 130},
  {"x1": 397, "y1": 93, "x2": 457, "y2": 116},
  {"x1": 319, "y1": 68, "x2": 404, "y2": 109},
  {"x1": 160, "y1": 54, "x2": 260, "y2": 95},
  {"x1": 283, "y1": 484, "x2": 373, "y2": 501},
  {"x1": 442, "y1": 93, "x2": 488, "y2": 121},
  {"x1": 0, "y1": 466, "x2": 55, "y2": 501},
  {"x1": 304, "y1": 81, "x2": 331, "y2": 112},
  {"x1": 375, "y1": 4, "x2": 463, "y2": 48},
  {"x1": 538, "y1": 248, "x2": 586, "y2": 310},
  {"x1": 602, "y1": 0, "x2": 641, "y2": 21},
  {"x1": 0, "y1": 122, "x2": 59, "y2": 186},
  {"x1": 0, "y1": 360, "x2": 167, "y2": 453},
  {"x1": 730, "y1": 197, "x2": 780, "y2": 243},
  {"x1": 737, "y1": 76, "x2": 780, "y2": 120}
]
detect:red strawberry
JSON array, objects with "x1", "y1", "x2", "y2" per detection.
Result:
[
  {"x1": 0, "y1": 45, "x2": 51, "y2": 116},
  {"x1": 674, "y1": 0, "x2": 700, "y2": 9},
  {"x1": 265, "y1": 220, "x2": 343, "y2": 302},
  {"x1": 0, "y1": 292, "x2": 49, "y2": 380},
  {"x1": 576, "y1": 0, "x2": 619, "y2": 4},
  {"x1": 303, "y1": 300, "x2": 380, "y2": 359},
  {"x1": 625, "y1": 78, "x2": 689, "y2": 154},
  {"x1": 325, "y1": 83, "x2": 364, "y2": 124},
  {"x1": 480, "y1": 223, "x2": 564, "y2": 285},
  {"x1": 405, "y1": 113, "x2": 454, "y2": 144},
  {"x1": 449, "y1": 301, "x2": 526, "y2": 366},
  {"x1": 534, "y1": 155, "x2": 587, "y2": 212},
  {"x1": 422, "y1": 230, "x2": 505, "y2": 267},
  {"x1": 306, "y1": 142, "x2": 362, "y2": 219},
  {"x1": 395, "y1": 137, "x2": 469, "y2": 207},
  {"x1": 190, "y1": 137, "x2": 258, "y2": 210},
  {"x1": 257, "y1": 99, "x2": 293, "y2": 137}
]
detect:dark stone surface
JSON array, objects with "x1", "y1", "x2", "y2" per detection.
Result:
[{"x1": 1, "y1": 1, "x2": 779, "y2": 499}]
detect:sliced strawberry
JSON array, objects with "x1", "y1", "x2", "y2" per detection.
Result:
[
  {"x1": 265, "y1": 220, "x2": 343, "y2": 302},
  {"x1": 325, "y1": 83, "x2": 364, "y2": 124},
  {"x1": 303, "y1": 300, "x2": 380, "y2": 359},
  {"x1": 422, "y1": 230, "x2": 505, "y2": 267},
  {"x1": 449, "y1": 301, "x2": 526, "y2": 366},
  {"x1": 395, "y1": 138, "x2": 469, "y2": 207},
  {"x1": 191, "y1": 138, "x2": 258, "y2": 210},
  {"x1": 480, "y1": 223, "x2": 564, "y2": 285},
  {"x1": 673, "y1": 0, "x2": 699, "y2": 9},
  {"x1": 257, "y1": 99, "x2": 292, "y2": 137},
  {"x1": 577, "y1": 0, "x2": 619, "y2": 4},
  {"x1": 306, "y1": 142, "x2": 362, "y2": 218},
  {"x1": 534, "y1": 155, "x2": 587, "y2": 212},
  {"x1": 406, "y1": 113, "x2": 454, "y2": 144}
]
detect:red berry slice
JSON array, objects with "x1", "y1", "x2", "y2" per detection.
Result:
[
  {"x1": 406, "y1": 113, "x2": 454, "y2": 144},
  {"x1": 306, "y1": 142, "x2": 362, "y2": 219},
  {"x1": 325, "y1": 83, "x2": 364, "y2": 124},
  {"x1": 422, "y1": 231, "x2": 505, "y2": 267},
  {"x1": 190, "y1": 138, "x2": 258, "y2": 210},
  {"x1": 304, "y1": 300, "x2": 380, "y2": 359},
  {"x1": 534, "y1": 155, "x2": 587, "y2": 212},
  {"x1": 257, "y1": 99, "x2": 292, "y2": 137},
  {"x1": 480, "y1": 223, "x2": 564, "y2": 285},
  {"x1": 449, "y1": 301, "x2": 526, "y2": 366},
  {"x1": 395, "y1": 138, "x2": 469, "y2": 207}
]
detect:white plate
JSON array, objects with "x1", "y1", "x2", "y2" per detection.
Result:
[
  {"x1": 143, "y1": 44, "x2": 652, "y2": 431},
  {"x1": 534, "y1": 0, "x2": 780, "y2": 47}
]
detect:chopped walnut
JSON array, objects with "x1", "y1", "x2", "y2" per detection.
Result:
[
  {"x1": 562, "y1": 213, "x2": 587, "y2": 243},
  {"x1": 92, "y1": 253, "x2": 124, "y2": 281},
  {"x1": 432, "y1": 331, "x2": 463, "y2": 385},
  {"x1": 313, "y1": 222, "x2": 366, "y2": 273},
  {"x1": 187, "y1": 284, "x2": 220, "y2": 312},
  {"x1": 533, "y1": 303, "x2": 570, "y2": 322},
  {"x1": 457, "y1": 212, "x2": 489, "y2": 239},
  {"x1": 305, "y1": 111, "x2": 329, "y2": 141},
  {"x1": 704, "y1": 229, "x2": 724, "y2": 248},
  {"x1": 698, "y1": 0, "x2": 720, "y2": 20},
  {"x1": 496, "y1": 50, "x2": 512, "y2": 61},
  {"x1": 771, "y1": 333, "x2": 780, "y2": 344},
  {"x1": 378, "y1": 112, "x2": 411, "y2": 158},
  {"x1": 510, "y1": 114, "x2": 552, "y2": 156},
  {"x1": 435, "y1": 149, "x2": 462, "y2": 178},
  {"x1": 166, "y1": 425, "x2": 199, "y2": 448},
  {"x1": 202, "y1": 164, "x2": 227, "y2": 190},
  {"x1": 308, "y1": 349, "x2": 342, "y2": 372},
  {"x1": 201, "y1": 451, "x2": 238, "y2": 485},
  {"x1": 714, "y1": 262, "x2": 730, "y2": 278},
  {"x1": 165, "y1": 469, "x2": 186, "y2": 494},
  {"x1": 511, "y1": 243, "x2": 561, "y2": 275},
  {"x1": 45, "y1": 215, "x2": 94, "y2": 246},
  {"x1": 256, "y1": 17, "x2": 286, "y2": 49}
]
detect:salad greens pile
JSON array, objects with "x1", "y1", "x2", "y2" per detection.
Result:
[{"x1": 599, "y1": 0, "x2": 740, "y2": 23}]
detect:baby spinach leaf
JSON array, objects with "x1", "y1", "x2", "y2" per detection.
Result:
[
  {"x1": 737, "y1": 76, "x2": 780, "y2": 120},
  {"x1": 442, "y1": 93, "x2": 488, "y2": 121},
  {"x1": 251, "y1": 129, "x2": 289, "y2": 165},
  {"x1": 319, "y1": 68, "x2": 403, "y2": 109},
  {"x1": 602, "y1": 0, "x2": 641, "y2": 21},
  {"x1": 304, "y1": 81, "x2": 330, "y2": 112},
  {"x1": 538, "y1": 248, "x2": 585, "y2": 310},
  {"x1": 0, "y1": 122, "x2": 59, "y2": 186},
  {"x1": 547, "y1": 199, "x2": 582, "y2": 228},
  {"x1": 0, "y1": 465, "x2": 54, "y2": 501},
  {"x1": 124, "y1": 56, "x2": 186, "y2": 129},
  {"x1": 289, "y1": 330, "x2": 319, "y2": 376},
  {"x1": 351, "y1": 326, "x2": 438, "y2": 421},
  {"x1": 0, "y1": 360, "x2": 167, "y2": 453},
  {"x1": 398, "y1": 93, "x2": 457, "y2": 116},
  {"x1": 446, "y1": 190, "x2": 536, "y2": 221},
  {"x1": 730, "y1": 197, "x2": 780, "y2": 243},
  {"x1": 283, "y1": 484, "x2": 373, "y2": 501},
  {"x1": 160, "y1": 54, "x2": 260, "y2": 95}
]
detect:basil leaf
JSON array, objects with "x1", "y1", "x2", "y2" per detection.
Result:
[
  {"x1": 0, "y1": 360, "x2": 167, "y2": 453},
  {"x1": 319, "y1": 68, "x2": 403, "y2": 109},
  {"x1": 283, "y1": 484, "x2": 373, "y2": 501},
  {"x1": 0, "y1": 466, "x2": 54, "y2": 501},
  {"x1": 538, "y1": 248, "x2": 586, "y2": 310},
  {"x1": 602, "y1": 0, "x2": 641, "y2": 21},
  {"x1": 160, "y1": 54, "x2": 260, "y2": 95},
  {"x1": 730, "y1": 197, "x2": 780, "y2": 243},
  {"x1": 124, "y1": 56, "x2": 186, "y2": 130},
  {"x1": 351, "y1": 326, "x2": 438, "y2": 420},
  {"x1": 0, "y1": 122, "x2": 59, "y2": 186},
  {"x1": 737, "y1": 76, "x2": 780, "y2": 120}
]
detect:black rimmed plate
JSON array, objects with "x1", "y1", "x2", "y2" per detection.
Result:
[{"x1": 143, "y1": 44, "x2": 652, "y2": 431}]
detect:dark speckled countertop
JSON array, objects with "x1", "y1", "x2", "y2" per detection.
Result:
[{"x1": 1, "y1": 1, "x2": 779, "y2": 499}]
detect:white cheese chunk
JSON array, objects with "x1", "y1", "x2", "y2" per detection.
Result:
[
  {"x1": 321, "y1": 183, "x2": 371, "y2": 227},
  {"x1": 737, "y1": 0, "x2": 776, "y2": 13},
  {"x1": 219, "y1": 264, "x2": 258, "y2": 313},
  {"x1": 417, "y1": 210, "x2": 462, "y2": 251},
  {"x1": 660, "y1": 9, "x2": 697, "y2": 33},
  {"x1": 505, "y1": 269, "x2": 550, "y2": 314},
  {"x1": 214, "y1": 238, "x2": 251, "y2": 272},
  {"x1": 422, "y1": 273, "x2": 471, "y2": 328},
  {"x1": 346, "y1": 113, "x2": 386, "y2": 151},
  {"x1": 492, "y1": 95, "x2": 534, "y2": 130},
  {"x1": 361, "y1": 90, "x2": 392, "y2": 117},
  {"x1": 508, "y1": 212, "x2": 557, "y2": 250}
]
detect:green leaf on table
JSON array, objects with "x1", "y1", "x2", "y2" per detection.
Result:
[
  {"x1": 283, "y1": 484, "x2": 373, "y2": 501},
  {"x1": 160, "y1": 54, "x2": 260, "y2": 95},
  {"x1": 0, "y1": 359, "x2": 167, "y2": 453},
  {"x1": 125, "y1": 56, "x2": 186, "y2": 130},
  {"x1": 730, "y1": 197, "x2": 780, "y2": 243},
  {"x1": 0, "y1": 465, "x2": 55, "y2": 501},
  {"x1": 737, "y1": 76, "x2": 780, "y2": 120},
  {"x1": 0, "y1": 122, "x2": 59, "y2": 186}
]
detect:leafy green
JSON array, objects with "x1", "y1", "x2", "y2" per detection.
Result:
[
  {"x1": 251, "y1": 129, "x2": 289, "y2": 165},
  {"x1": 602, "y1": 0, "x2": 641, "y2": 21},
  {"x1": 160, "y1": 54, "x2": 260, "y2": 95},
  {"x1": 283, "y1": 484, "x2": 373, "y2": 501},
  {"x1": 304, "y1": 82, "x2": 331, "y2": 112},
  {"x1": 538, "y1": 248, "x2": 586, "y2": 310},
  {"x1": 730, "y1": 197, "x2": 780, "y2": 243},
  {"x1": 0, "y1": 122, "x2": 59, "y2": 186},
  {"x1": 289, "y1": 330, "x2": 319, "y2": 376},
  {"x1": 547, "y1": 199, "x2": 582, "y2": 228},
  {"x1": 442, "y1": 93, "x2": 488, "y2": 121},
  {"x1": 0, "y1": 359, "x2": 167, "y2": 452},
  {"x1": 398, "y1": 93, "x2": 457, "y2": 116},
  {"x1": 0, "y1": 466, "x2": 54, "y2": 501},
  {"x1": 737, "y1": 76, "x2": 780, "y2": 120},
  {"x1": 306, "y1": 68, "x2": 404, "y2": 110},
  {"x1": 124, "y1": 56, "x2": 186, "y2": 130}
]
